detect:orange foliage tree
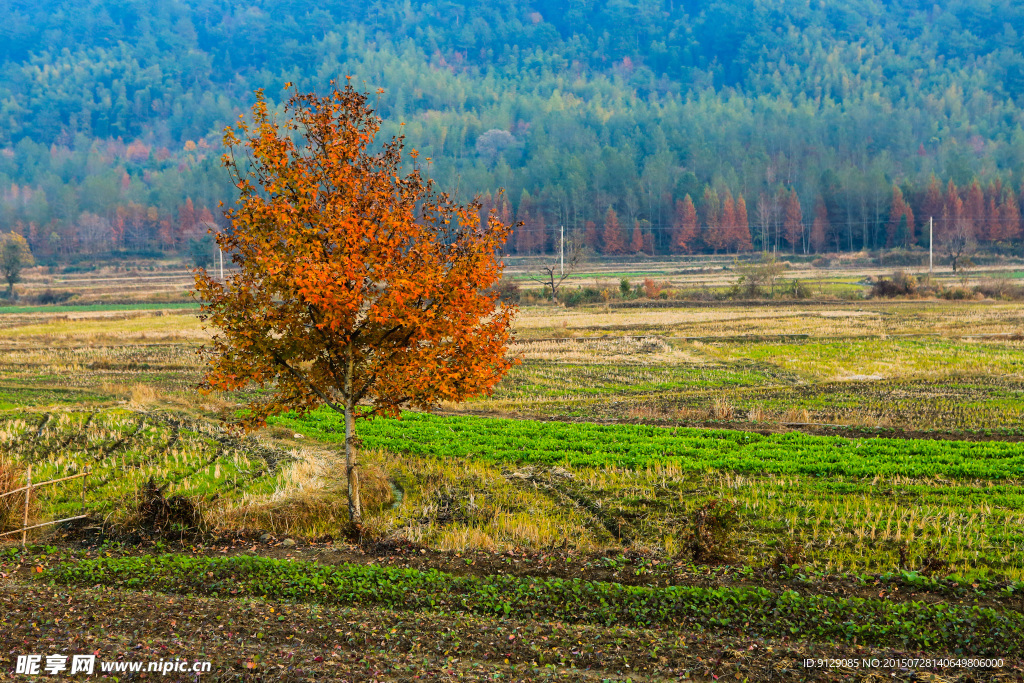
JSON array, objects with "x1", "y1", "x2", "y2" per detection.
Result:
[
  {"x1": 671, "y1": 195, "x2": 699, "y2": 253},
  {"x1": 194, "y1": 83, "x2": 517, "y2": 527},
  {"x1": 601, "y1": 207, "x2": 625, "y2": 254}
]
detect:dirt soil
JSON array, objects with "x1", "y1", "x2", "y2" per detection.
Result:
[
  {"x1": 3, "y1": 577, "x2": 1019, "y2": 683},
  {"x1": 1, "y1": 531, "x2": 1021, "y2": 682}
]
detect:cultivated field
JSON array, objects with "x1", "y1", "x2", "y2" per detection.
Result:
[{"x1": 2, "y1": 260, "x2": 1023, "y2": 681}]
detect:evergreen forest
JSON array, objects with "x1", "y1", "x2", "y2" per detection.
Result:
[{"x1": 3, "y1": 0, "x2": 1024, "y2": 262}]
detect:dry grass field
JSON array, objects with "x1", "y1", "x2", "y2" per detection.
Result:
[{"x1": 2, "y1": 259, "x2": 1024, "y2": 681}]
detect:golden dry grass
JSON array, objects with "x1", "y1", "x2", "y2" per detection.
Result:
[
  {"x1": 0, "y1": 311, "x2": 206, "y2": 343},
  {"x1": 0, "y1": 457, "x2": 28, "y2": 535},
  {"x1": 513, "y1": 301, "x2": 1024, "y2": 340},
  {"x1": 363, "y1": 450, "x2": 606, "y2": 553},
  {"x1": 128, "y1": 384, "x2": 160, "y2": 407},
  {"x1": 214, "y1": 444, "x2": 394, "y2": 538}
]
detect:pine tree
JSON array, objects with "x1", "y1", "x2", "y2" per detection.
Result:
[
  {"x1": 630, "y1": 221, "x2": 644, "y2": 254},
  {"x1": 920, "y1": 175, "x2": 943, "y2": 226},
  {"x1": 515, "y1": 207, "x2": 532, "y2": 254},
  {"x1": 176, "y1": 197, "x2": 197, "y2": 247},
  {"x1": 986, "y1": 195, "x2": 1000, "y2": 241},
  {"x1": 733, "y1": 194, "x2": 752, "y2": 252},
  {"x1": 720, "y1": 190, "x2": 736, "y2": 252},
  {"x1": 810, "y1": 196, "x2": 829, "y2": 253},
  {"x1": 964, "y1": 180, "x2": 985, "y2": 239},
  {"x1": 783, "y1": 189, "x2": 803, "y2": 253},
  {"x1": 532, "y1": 207, "x2": 547, "y2": 254},
  {"x1": 498, "y1": 197, "x2": 514, "y2": 256},
  {"x1": 671, "y1": 195, "x2": 698, "y2": 253},
  {"x1": 584, "y1": 220, "x2": 599, "y2": 251},
  {"x1": 886, "y1": 186, "x2": 914, "y2": 247},
  {"x1": 515, "y1": 191, "x2": 532, "y2": 254},
  {"x1": 479, "y1": 191, "x2": 494, "y2": 231},
  {"x1": 701, "y1": 187, "x2": 725, "y2": 253},
  {"x1": 642, "y1": 230, "x2": 654, "y2": 255},
  {"x1": 602, "y1": 207, "x2": 625, "y2": 255},
  {"x1": 1000, "y1": 189, "x2": 1021, "y2": 241},
  {"x1": 941, "y1": 180, "x2": 963, "y2": 240}
]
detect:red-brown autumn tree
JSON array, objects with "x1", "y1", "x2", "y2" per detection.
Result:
[
  {"x1": 921, "y1": 175, "x2": 943, "y2": 224},
  {"x1": 671, "y1": 195, "x2": 698, "y2": 253},
  {"x1": 886, "y1": 186, "x2": 914, "y2": 247},
  {"x1": 602, "y1": 207, "x2": 625, "y2": 254},
  {"x1": 964, "y1": 180, "x2": 985, "y2": 239},
  {"x1": 194, "y1": 82, "x2": 517, "y2": 528},
  {"x1": 732, "y1": 194, "x2": 752, "y2": 252},
  {"x1": 783, "y1": 189, "x2": 803, "y2": 253},
  {"x1": 1000, "y1": 189, "x2": 1021, "y2": 240},
  {"x1": 701, "y1": 187, "x2": 726, "y2": 253},
  {"x1": 629, "y1": 221, "x2": 644, "y2": 254},
  {"x1": 719, "y1": 190, "x2": 736, "y2": 252}
]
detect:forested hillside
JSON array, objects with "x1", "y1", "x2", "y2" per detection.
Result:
[{"x1": 3, "y1": 0, "x2": 1024, "y2": 262}]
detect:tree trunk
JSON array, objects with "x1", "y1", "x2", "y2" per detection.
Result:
[
  {"x1": 344, "y1": 344, "x2": 362, "y2": 527},
  {"x1": 344, "y1": 400, "x2": 362, "y2": 526}
]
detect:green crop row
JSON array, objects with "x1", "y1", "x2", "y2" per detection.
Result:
[
  {"x1": 271, "y1": 410, "x2": 1024, "y2": 480},
  {"x1": 45, "y1": 554, "x2": 1024, "y2": 655}
]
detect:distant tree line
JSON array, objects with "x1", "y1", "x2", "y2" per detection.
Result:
[
  {"x1": 4, "y1": 0, "x2": 1024, "y2": 262},
  {"x1": 486, "y1": 175, "x2": 1022, "y2": 257}
]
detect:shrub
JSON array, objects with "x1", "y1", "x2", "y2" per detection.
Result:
[
  {"x1": 870, "y1": 271, "x2": 917, "y2": 298},
  {"x1": 562, "y1": 287, "x2": 603, "y2": 307},
  {"x1": 31, "y1": 289, "x2": 75, "y2": 305},
  {"x1": 785, "y1": 278, "x2": 812, "y2": 299},
  {"x1": 939, "y1": 286, "x2": 974, "y2": 300},
  {"x1": 685, "y1": 499, "x2": 738, "y2": 564},
  {"x1": 135, "y1": 477, "x2": 203, "y2": 534},
  {"x1": 974, "y1": 282, "x2": 1024, "y2": 301}
]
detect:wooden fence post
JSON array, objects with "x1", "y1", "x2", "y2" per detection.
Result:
[{"x1": 22, "y1": 465, "x2": 31, "y2": 549}]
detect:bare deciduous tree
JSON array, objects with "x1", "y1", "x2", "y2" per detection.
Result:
[{"x1": 528, "y1": 233, "x2": 584, "y2": 302}]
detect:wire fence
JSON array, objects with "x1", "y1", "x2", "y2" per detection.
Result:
[{"x1": 0, "y1": 465, "x2": 92, "y2": 548}]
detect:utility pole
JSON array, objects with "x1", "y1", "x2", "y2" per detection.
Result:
[
  {"x1": 560, "y1": 224, "x2": 564, "y2": 277},
  {"x1": 219, "y1": 247, "x2": 224, "y2": 282},
  {"x1": 929, "y1": 216, "x2": 933, "y2": 275}
]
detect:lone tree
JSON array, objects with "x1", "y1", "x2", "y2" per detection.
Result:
[
  {"x1": 528, "y1": 232, "x2": 584, "y2": 302},
  {"x1": 194, "y1": 82, "x2": 517, "y2": 529},
  {"x1": 0, "y1": 232, "x2": 33, "y2": 298},
  {"x1": 941, "y1": 217, "x2": 976, "y2": 275}
]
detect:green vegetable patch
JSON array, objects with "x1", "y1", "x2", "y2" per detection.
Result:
[
  {"x1": 46, "y1": 554, "x2": 1024, "y2": 656},
  {"x1": 273, "y1": 410, "x2": 1024, "y2": 479}
]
